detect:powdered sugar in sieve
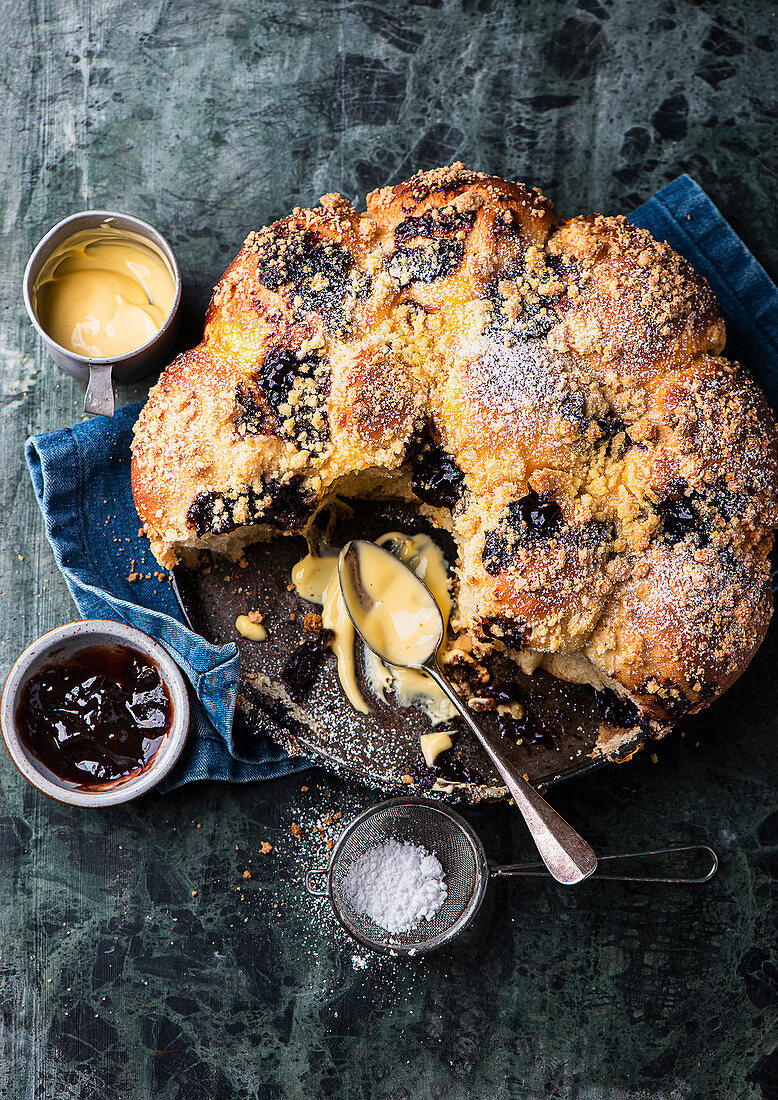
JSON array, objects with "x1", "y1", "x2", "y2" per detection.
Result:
[{"x1": 341, "y1": 838, "x2": 448, "y2": 933}]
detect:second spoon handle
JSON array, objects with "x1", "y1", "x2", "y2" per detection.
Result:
[{"x1": 423, "y1": 660, "x2": 597, "y2": 886}]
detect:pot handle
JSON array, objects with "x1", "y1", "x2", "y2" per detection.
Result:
[{"x1": 84, "y1": 363, "x2": 115, "y2": 417}]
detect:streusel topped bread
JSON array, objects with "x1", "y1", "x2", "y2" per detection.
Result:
[{"x1": 131, "y1": 164, "x2": 778, "y2": 726}]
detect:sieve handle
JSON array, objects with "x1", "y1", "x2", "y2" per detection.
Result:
[
  {"x1": 422, "y1": 659, "x2": 597, "y2": 887},
  {"x1": 305, "y1": 868, "x2": 329, "y2": 897},
  {"x1": 490, "y1": 844, "x2": 719, "y2": 884}
]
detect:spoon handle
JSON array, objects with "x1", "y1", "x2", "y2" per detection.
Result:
[{"x1": 423, "y1": 661, "x2": 598, "y2": 885}]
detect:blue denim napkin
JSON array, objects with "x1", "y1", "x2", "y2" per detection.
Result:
[
  {"x1": 25, "y1": 405, "x2": 311, "y2": 788},
  {"x1": 25, "y1": 175, "x2": 778, "y2": 789}
]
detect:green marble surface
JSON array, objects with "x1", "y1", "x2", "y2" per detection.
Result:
[{"x1": 1, "y1": 1, "x2": 777, "y2": 1096}]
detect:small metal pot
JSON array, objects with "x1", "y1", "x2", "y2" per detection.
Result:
[
  {"x1": 23, "y1": 210, "x2": 182, "y2": 417},
  {"x1": 0, "y1": 620, "x2": 190, "y2": 807}
]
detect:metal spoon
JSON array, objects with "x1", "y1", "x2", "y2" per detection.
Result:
[{"x1": 337, "y1": 540, "x2": 598, "y2": 886}]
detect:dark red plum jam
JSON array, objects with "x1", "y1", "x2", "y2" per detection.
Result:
[{"x1": 16, "y1": 644, "x2": 171, "y2": 787}]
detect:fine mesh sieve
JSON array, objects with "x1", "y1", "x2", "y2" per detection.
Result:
[
  {"x1": 305, "y1": 797, "x2": 719, "y2": 956},
  {"x1": 306, "y1": 797, "x2": 489, "y2": 955}
]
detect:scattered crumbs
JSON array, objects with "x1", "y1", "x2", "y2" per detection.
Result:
[
  {"x1": 260, "y1": 842, "x2": 273, "y2": 854},
  {"x1": 327, "y1": 839, "x2": 334, "y2": 850},
  {"x1": 401, "y1": 774, "x2": 414, "y2": 785},
  {"x1": 138, "y1": 526, "x2": 145, "y2": 537},
  {"x1": 17, "y1": 555, "x2": 24, "y2": 562},
  {"x1": 127, "y1": 572, "x2": 139, "y2": 583},
  {"x1": 248, "y1": 611, "x2": 264, "y2": 625},
  {"x1": 300, "y1": 786, "x2": 309, "y2": 792},
  {"x1": 290, "y1": 612, "x2": 297, "y2": 622},
  {"x1": 196, "y1": 823, "x2": 202, "y2": 829},
  {"x1": 290, "y1": 823, "x2": 303, "y2": 839},
  {"x1": 650, "y1": 753, "x2": 659, "y2": 764},
  {"x1": 239, "y1": 557, "x2": 249, "y2": 569},
  {"x1": 191, "y1": 890, "x2": 198, "y2": 897},
  {"x1": 304, "y1": 612, "x2": 322, "y2": 633},
  {"x1": 243, "y1": 870, "x2": 252, "y2": 879},
  {"x1": 286, "y1": 583, "x2": 296, "y2": 591}
]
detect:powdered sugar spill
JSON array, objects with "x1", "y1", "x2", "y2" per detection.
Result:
[{"x1": 342, "y1": 839, "x2": 448, "y2": 932}]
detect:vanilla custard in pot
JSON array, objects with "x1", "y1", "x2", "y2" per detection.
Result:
[{"x1": 34, "y1": 227, "x2": 175, "y2": 358}]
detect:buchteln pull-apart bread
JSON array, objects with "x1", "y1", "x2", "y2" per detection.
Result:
[{"x1": 131, "y1": 164, "x2": 778, "y2": 729}]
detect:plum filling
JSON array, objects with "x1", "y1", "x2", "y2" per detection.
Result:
[
  {"x1": 408, "y1": 758, "x2": 486, "y2": 791},
  {"x1": 406, "y1": 428, "x2": 466, "y2": 510},
  {"x1": 595, "y1": 412, "x2": 629, "y2": 457},
  {"x1": 255, "y1": 228, "x2": 371, "y2": 333},
  {"x1": 234, "y1": 346, "x2": 331, "y2": 450},
  {"x1": 656, "y1": 491, "x2": 708, "y2": 547},
  {"x1": 393, "y1": 207, "x2": 476, "y2": 244},
  {"x1": 478, "y1": 616, "x2": 526, "y2": 651},
  {"x1": 282, "y1": 635, "x2": 330, "y2": 703},
  {"x1": 186, "y1": 479, "x2": 313, "y2": 538},
  {"x1": 387, "y1": 206, "x2": 476, "y2": 286},
  {"x1": 482, "y1": 491, "x2": 563, "y2": 576},
  {"x1": 594, "y1": 688, "x2": 642, "y2": 729},
  {"x1": 484, "y1": 253, "x2": 564, "y2": 341},
  {"x1": 388, "y1": 239, "x2": 465, "y2": 286}
]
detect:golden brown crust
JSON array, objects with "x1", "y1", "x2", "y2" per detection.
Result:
[
  {"x1": 131, "y1": 163, "x2": 778, "y2": 722},
  {"x1": 547, "y1": 215, "x2": 726, "y2": 383},
  {"x1": 585, "y1": 538, "x2": 773, "y2": 718}
]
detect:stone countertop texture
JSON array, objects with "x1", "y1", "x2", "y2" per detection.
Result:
[{"x1": 1, "y1": 1, "x2": 777, "y2": 1097}]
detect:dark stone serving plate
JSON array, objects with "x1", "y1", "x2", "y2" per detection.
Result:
[{"x1": 173, "y1": 501, "x2": 652, "y2": 801}]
